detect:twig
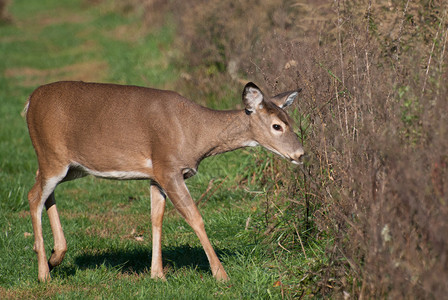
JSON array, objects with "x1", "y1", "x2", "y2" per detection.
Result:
[
  {"x1": 395, "y1": 0, "x2": 410, "y2": 68},
  {"x1": 440, "y1": 35, "x2": 448, "y2": 70},
  {"x1": 292, "y1": 222, "x2": 308, "y2": 260},
  {"x1": 197, "y1": 176, "x2": 228, "y2": 208},
  {"x1": 195, "y1": 179, "x2": 216, "y2": 205},
  {"x1": 249, "y1": 58, "x2": 269, "y2": 84},
  {"x1": 364, "y1": 0, "x2": 373, "y2": 134},
  {"x1": 277, "y1": 241, "x2": 290, "y2": 253},
  {"x1": 245, "y1": 217, "x2": 251, "y2": 231},
  {"x1": 437, "y1": 12, "x2": 448, "y2": 100},
  {"x1": 335, "y1": 0, "x2": 345, "y2": 86},
  {"x1": 438, "y1": 8, "x2": 448, "y2": 74},
  {"x1": 421, "y1": 19, "x2": 442, "y2": 97},
  {"x1": 286, "y1": 198, "x2": 302, "y2": 205}
]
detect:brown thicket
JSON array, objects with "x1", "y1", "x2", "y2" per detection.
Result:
[{"x1": 0, "y1": 0, "x2": 12, "y2": 23}]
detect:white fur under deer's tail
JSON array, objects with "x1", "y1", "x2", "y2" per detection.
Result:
[{"x1": 21, "y1": 96, "x2": 30, "y2": 118}]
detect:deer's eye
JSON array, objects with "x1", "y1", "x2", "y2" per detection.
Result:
[{"x1": 272, "y1": 124, "x2": 282, "y2": 131}]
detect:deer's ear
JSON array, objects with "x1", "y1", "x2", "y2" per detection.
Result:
[
  {"x1": 270, "y1": 88, "x2": 302, "y2": 109},
  {"x1": 242, "y1": 82, "x2": 264, "y2": 113}
]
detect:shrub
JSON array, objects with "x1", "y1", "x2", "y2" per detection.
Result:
[
  {"x1": 246, "y1": 2, "x2": 448, "y2": 298},
  {"x1": 0, "y1": 0, "x2": 12, "y2": 24}
]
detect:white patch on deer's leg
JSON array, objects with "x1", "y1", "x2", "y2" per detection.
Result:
[
  {"x1": 38, "y1": 170, "x2": 68, "y2": 221},
  {"x1": 145, "y1": 158, "x2": 153, "y2": 169},
  {"x1": 31, "y1": 167, "x2": 68, "y2": 281}
]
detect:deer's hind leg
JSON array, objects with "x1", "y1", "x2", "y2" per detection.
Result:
[
  {"x1": 45, "y1": 191, "x2": 67, "y2": 270},
  {"x1": 28, "y1": 167, "x2": 68, "y2": 282}
]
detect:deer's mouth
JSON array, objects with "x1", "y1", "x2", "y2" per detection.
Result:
[{"x1": 290, "y1": 158, "x2": 303, "y2": 165}]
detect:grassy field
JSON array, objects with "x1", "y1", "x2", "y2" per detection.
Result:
[{"x1": 0, "y1": 0, "x2": 319, "y2": 298}]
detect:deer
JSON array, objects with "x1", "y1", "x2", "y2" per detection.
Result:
[{"x1": 25, "y1": 81, "x2": 304, "y2": 282}]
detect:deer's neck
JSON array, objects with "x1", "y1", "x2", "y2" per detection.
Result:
[{"x1": 196, "y1": 109, "x2": 253, "y2": 159}]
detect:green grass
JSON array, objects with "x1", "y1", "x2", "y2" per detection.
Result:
[{"x1": 0, "y1": 0, "x2": 323, "y2": 298}]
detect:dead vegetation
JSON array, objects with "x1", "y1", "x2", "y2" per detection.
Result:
[{"x1": 0, "y1": 0, "x2": 11, "y2": 24}]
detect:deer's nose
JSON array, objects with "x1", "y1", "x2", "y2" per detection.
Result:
[{"x1": 290, "y1": 147, "x2": 305, "y2": 164}]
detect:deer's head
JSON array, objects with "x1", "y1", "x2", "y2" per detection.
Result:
[{"x1": 243, "y1": 82, "x2": 304, "y2": 164}]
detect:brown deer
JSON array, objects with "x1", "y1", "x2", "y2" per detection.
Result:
[{"x1": 25, "y1": 81, "x2": 304, "y2": 282}]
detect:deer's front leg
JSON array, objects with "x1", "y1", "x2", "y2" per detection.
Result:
[
  {"x1": 150, "y1": 182, "x2": 166, "y2": 280},
  {"x1": 160, "y1": 174, "x2": 228, "y2": 281}
]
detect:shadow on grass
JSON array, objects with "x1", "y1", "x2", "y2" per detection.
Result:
[{"x1": 54, "y1": 245, "x2": 234, "y2": 278}]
